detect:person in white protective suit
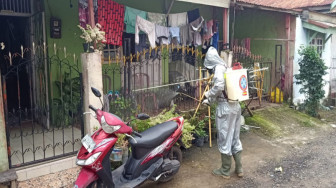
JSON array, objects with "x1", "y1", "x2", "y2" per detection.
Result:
[{"x1": 202, "y1": 47, "x2": 243, "y2": 178}]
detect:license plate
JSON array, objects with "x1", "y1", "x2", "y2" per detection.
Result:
[{"x1": 81, "y1": 134, "x2": 96, "y2": 153}]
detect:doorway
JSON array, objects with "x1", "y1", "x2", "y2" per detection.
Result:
[{"x1": 0, "y1": 16, "x2": 31, "y2": 125}]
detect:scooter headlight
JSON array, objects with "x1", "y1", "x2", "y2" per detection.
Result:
[
  {"x1": 101, "y1": 116, "x2": 121, "y2": 134},
  {"x1": 76, "y1": 152, "x2": 102, "y2": 166}
]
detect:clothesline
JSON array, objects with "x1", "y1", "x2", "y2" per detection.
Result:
[{"x1": 79, "y1": 0, "x2": 220, "y2": 49}]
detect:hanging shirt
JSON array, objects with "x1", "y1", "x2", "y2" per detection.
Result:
[
  {"x1": 169, "y1": 27, "x2": 180, "y2": 44},
  {"x1": 148, "y1": 12, "x2": 167, "y2": 26},
  {"x1": 168, "y1": 12, "x2": 188, "y2": 27},
  {"x1": 135, "y1": 16, "x2": 156, "y2": 48},
  {"x1": 135, "y1": 34, "x2": 148, "y2": 53},
  {"x1": 187, "y1": 9, "x2": 200, "y2": 23},
  {"x1": 78, "y1": 0, "x2": 88, "y2": 28},
  {"x1": 180, "y1": 24, "x2": 190, "y2": 46},
  {"x1": 155, "y1": 24, "x2": 170, "y2": 45},
  {"x1": 98, "y1": 0, "x2": 125, "y2": 46},
  {"x1": 211, "y1": 22, "x2": 219, "y2": 50},
  {"x1": 124, "y1": 6, "x2": 147, "y2": 34},
  {"x1": 203, "y1": 20, "x2": 214, "y2": 40}
]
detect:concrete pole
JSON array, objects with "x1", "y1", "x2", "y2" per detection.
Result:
[
  {"x1": 0, "y1": 75, "x2": 9, "y2": 172},
  {"x1": 81, "y1": 52, "x2": 103, "y2": 135}
]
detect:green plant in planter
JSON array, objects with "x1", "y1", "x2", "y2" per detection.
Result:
[
  {"x1": 52, "y1": 73, "x2": 81, "y2": 127},
  {"x1": 195, "y1": 128, "x2": 207, "y2": 138},
  {"x1": 132, "y1": 105, "x2": 195, "y2": 148},
  {"x1": 109, "y1": 95, "x2": 138, "y2": 119},
  {"x1": 294, "y1": 46, "x2": 328, "y2": 117}
]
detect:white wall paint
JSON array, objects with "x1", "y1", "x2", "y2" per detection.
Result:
[
  {"x1": 321, "y1": 34, "x2": 331, "y2": 100},
  {"x1": 293, "y1": 16, "x2": 307, "y2": 105}
]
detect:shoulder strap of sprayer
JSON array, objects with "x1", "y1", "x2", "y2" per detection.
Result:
[{"x1": 222, "y1": 90, "x2": 228, "y2": 99}]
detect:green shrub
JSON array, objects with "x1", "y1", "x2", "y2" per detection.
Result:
[{"x1": 294, "y1": 46, "x2": 328, "y2": 117}]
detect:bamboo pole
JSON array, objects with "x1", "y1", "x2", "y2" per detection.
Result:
[
  {"x1": 193, "y1": 74, "x2": 214, "y2": 118},
  {"x1": 199, "y1": 67, "x2": 202, "y2": 102},
  {"x1": 207, "y1": 71, "x2": 212, "y2": 148}
]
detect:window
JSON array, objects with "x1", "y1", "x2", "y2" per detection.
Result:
[
  {"x1": 102, "y1": 44, "x2": 122, "y2": 64},
  {"x1": 309, "y1": 38, "x2": 323, "y2": 56}
]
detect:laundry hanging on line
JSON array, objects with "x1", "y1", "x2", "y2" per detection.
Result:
[{"x1": 98, "y1": 0, "x2": 125, "y2": 46}]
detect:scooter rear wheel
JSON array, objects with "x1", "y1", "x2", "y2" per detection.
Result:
[{"x1": 158, "y1": 146, "x2": 182, "y2": 183}]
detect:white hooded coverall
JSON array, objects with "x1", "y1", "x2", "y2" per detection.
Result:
[{"x1": 204, "y1": 47, "x2": 242, "y2": 156}]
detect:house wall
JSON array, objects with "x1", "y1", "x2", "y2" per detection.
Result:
[
  {"x1": 293, "y1": 16, "x2": 333, "y2": 105},
  {"x1": 234, "y1": 8, "x2": 287, "y2": 61},
  {"x1": 322, "y1": 34, "x2": 331, "y2": 101},
  {"x1": 233, "y1": 8, "x2": 296, "y2": 98},
  {"x1": 44, "y1": 0, "x2": 225, "y2": 93},
  {"x1": 44, "y1": 0, "x2": 83, "y2": 102}
]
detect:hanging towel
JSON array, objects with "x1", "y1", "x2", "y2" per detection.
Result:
[
  {"x1": 148, "y1": 12, "x2": 167, "y2": 26},
  {"x1": 135, "y1": 16, "x2": 156, "y2": 48},
  {"x1": 156, "y1": 24, "x2": 170, "y2": 45},
  {"x1": 169, "y1": 27, "x2": 180, "y2": 44},
  {"x1": 187, "y1": 9, "x2": 200, "y2": 23},
  {"x1": 203, "y1": 20, "x2": 214, "y2": 40},
  {"x1": 180, "y1": 24, "x2": 190, "y2": 46},
  {"x1": 124, "y1": 6, "x2": 147, "y2": 34},
  {"x1": 189, "y1": 17, "x2": 204, "y2": 46},
  {"x1": 168, "y1": 12, "x2": 188, "y2": 27},
  {"x1": 98, "y1": 0, "x2": 125, "y2": 46}
]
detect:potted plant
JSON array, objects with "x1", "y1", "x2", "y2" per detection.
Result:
[
  {"x1": 78, "y1": 23, "x2": 106, "y2": 53},
  {"x1": 194, "y1": 128, "x2": 207, "y2": 147}
]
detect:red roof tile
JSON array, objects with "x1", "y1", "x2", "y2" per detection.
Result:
[{"x1": 237, "y1": 0, "x2": 333, "y2": 10}]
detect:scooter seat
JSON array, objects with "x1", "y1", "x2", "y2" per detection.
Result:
[{"x1": 131, "y1": 121, "x2": 178, "y2": 148}]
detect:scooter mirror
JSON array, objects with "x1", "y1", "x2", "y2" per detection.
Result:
[
  {"x1": 137, "y1": 113, "x2": 150, "y2": 120},
  {"x1": 91, "y1": 87, "x2": 102, "y2": 98}
]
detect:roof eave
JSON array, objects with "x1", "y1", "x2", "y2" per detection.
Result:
[{"x1": 234, "y1": 2, "x2": 301, "y2": 15}]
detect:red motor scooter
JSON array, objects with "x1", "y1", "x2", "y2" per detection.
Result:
[{"x1": 74, "y1": 87, "x2": 184, "y2": 188}]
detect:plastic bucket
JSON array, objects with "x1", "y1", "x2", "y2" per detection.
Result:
[{"x1": 110, "y1": 147, "x2": 123, "y2": 162}]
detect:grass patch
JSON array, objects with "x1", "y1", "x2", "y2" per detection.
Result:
[
  {"x1": 245, "y1": 114, "x2": 281, "y2": 137},
  {"x1": 245, "y1": 105, "x2": 323, "y2": 138}
]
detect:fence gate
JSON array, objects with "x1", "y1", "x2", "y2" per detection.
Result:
[{"x1": 1, "y1": 11, "x2": 84, "y2": 168}]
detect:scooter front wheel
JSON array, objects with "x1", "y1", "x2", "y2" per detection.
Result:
[{"x1": 87, "y1": 179, "x2": 106, "y2": 188}]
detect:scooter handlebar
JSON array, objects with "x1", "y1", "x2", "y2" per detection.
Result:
[{"x1": 133, "y1": 131, "x2": 142, "y2": 138}]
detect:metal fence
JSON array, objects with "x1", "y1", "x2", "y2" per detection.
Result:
[
  {"x1": 102, "y1": 45, "x2": 206, "y2": 119},
  {"x1": 101, "y1": 44, "x2": 277, "y2": 119},
  {"x1": 2, "y1": 45, "x2": 83, "y2": 168}
]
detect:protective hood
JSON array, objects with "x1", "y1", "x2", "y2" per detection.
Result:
[{"x1": 204, "y1": 47, "x2": 226, "y2": 69}]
